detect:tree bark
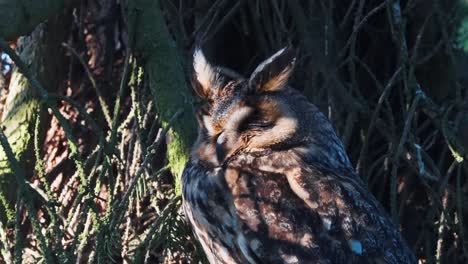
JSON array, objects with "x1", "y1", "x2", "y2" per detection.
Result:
[
  {"x1": 0, "y1": 14, "x2": 70, "y2": 204},
  {"x1": 123, "y1": 0, "x2": 197, "y2": 194}
]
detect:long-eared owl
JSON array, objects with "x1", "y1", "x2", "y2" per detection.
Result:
[{"x1": 182, "y1": 47, "x2": 416, "y2": 264}]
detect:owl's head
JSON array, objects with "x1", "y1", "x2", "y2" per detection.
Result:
[{"x1": 191, "y1": 47, "x2": 316, "y2": 166}]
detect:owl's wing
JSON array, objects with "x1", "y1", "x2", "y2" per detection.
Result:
[{"x1": 226, "y1": 159, "x2": 416, "y2": 264}]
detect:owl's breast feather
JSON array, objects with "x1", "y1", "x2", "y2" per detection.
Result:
[{"x1": 182, "y1": 149, "x2": 416, "y2": 264}]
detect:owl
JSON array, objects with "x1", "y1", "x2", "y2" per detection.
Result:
[{"x1": 182, "y1": 47, "x2": 416, "y2": 264}]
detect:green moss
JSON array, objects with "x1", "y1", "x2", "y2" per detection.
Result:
[
  {"x1": 0, "y1": 99, "x2": 39, "y2": 174},
  {"x1": 457, "y1": 1, "x2": 468, "y2": 52},
  {"x1": 167, "y1": 127, "x2": 191, "y2": 196},
  {"x1": 126, "y1": 0, "x2": 196, "y2": 194}
]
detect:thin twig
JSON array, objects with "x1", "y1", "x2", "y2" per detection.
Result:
[{"x1": 62, "y1": 43, "x2": 113, "y2": 128}]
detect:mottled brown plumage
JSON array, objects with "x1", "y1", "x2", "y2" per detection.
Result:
[{"x1": 182, "y1": 48, "x2": 416, "y2": 263}]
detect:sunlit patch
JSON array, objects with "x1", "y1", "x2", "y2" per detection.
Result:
[
  {"x1": 193, "y1": 49, "x2": 218, "y2": 97},
  {"x1": 202, "y1": 115, "x2": 216, "y2": 136},
  {"x1": 285, "y1": 168, "x2": 319, "y2": 209},
  {"x1": 249, "y1": 47, "x2": 296, "y2": 92},
  {"x1": 279, "y1": 249, "x2": 299, "y2": 264},
  {"x1": 224, "y1": 106, "x2": 254, "y2": 131},
  {"x1": 300, "y1": 233, "x2": 315, "y2": 248},
  {"x1": 322, "y1": 217, "x2": 332, "y2": 231}
]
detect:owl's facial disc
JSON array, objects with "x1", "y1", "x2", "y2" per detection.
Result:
[
  {"x1": 192, "y1": 47, "x2": 298, "y2": 165},
  {"x1": 210, "y1": 98, "x2": 299, "y2": 163}
]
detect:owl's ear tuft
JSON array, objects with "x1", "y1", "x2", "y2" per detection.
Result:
[
  {"x1": 249, "y1": 47, "x2": 296, "y2": 93},
  {"x1": 192, "y1": 48, "x2": 219, "y2": 100}
]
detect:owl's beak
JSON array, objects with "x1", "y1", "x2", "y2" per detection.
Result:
[
  {"x1": 215, "y1": 132, "x2": 228, "y2": 163},
  {"x1": 215, "y1": 130, "x2": 240, "y2": 164}
]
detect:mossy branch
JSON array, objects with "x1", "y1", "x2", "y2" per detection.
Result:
[
  {"x1": 0, "y1": 130, "x2": 54, "y2": 263},
  {"x1": 123, "y1": 0, "x2": 197, "y2": 194},
  {"x1": 0, "y1": 0, "x2": 67, "y2": 40}
]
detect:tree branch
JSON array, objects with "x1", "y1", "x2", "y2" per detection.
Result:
[
  {"x1": 123, "y1": 0, "x2": 197, "y2": 194},
  {"x1": 0, "y1": 0, "x2": 69, "y2": 40}
]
